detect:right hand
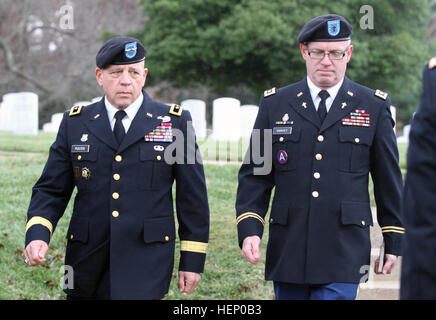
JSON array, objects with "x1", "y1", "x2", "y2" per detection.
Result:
[
  {"x1": 22, "y1": 240, "x2": 48, "y2": 266},
  {"x1": 241, "y1": 235, "x2": 261, "y2": 265}
]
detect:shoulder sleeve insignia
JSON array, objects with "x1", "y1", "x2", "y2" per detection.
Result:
[
  {"x1": 264, "y1": 87, "x2": 276, "y2": 97},
  {"x1": 69, "y1": 105, "x2": 83, "y2": 116},
  {"x1": 429, "y1": 57, "x2": 436, "y2": 70},
  {"x1": 374, "y1": 89, "x2": 388, "y2": 101},
  {"x1": 169, "y1": 104, "x2": 183, "y2": 117}
]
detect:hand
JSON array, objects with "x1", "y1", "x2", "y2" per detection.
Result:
[
  {"x1": 178, "y1": 271, "x2": 201, "y2": 294},
  {"x1": 22, "y1": 240, "x2": 48, "y2": 266},
  {"x1": 374, "y1": 253, "x2": 397, "y2": 275},
  {"x1": 241, "y1": 235, "x2": 261, "y2": 265}
]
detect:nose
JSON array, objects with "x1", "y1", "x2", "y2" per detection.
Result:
[
  {"x1": 119, "y1": 70, "x2": 132, "y2": 85},
  {"x1": 320, "y1": 53, "x2": 332, "y2": 65}
]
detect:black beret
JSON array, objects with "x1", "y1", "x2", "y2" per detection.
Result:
[
  {"x1": 298, "y1": 14, "x2": 352, "y2": 43},
  {"x1": 96, "y1": 36, "x2": 146, "y2": 69}
]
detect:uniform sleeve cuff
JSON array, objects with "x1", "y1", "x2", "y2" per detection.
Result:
[
  {"x1": 179, "y1": 251, "x2": 206, "y2": 273},
  {"x1": 383, "y1": 230, "x2": 404, "y2": 256},
  {"x1": 237, "y1": 215, "x2": 265, "y2": 248},
  {"x1": 25, "y1": 224, "x2": 51, "y2": 247}
]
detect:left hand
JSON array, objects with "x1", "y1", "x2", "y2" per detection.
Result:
[
  {"x1": 374, "y1": 254, "x2": 398, "y2": 275},
  {"x1": 178, "y1": 271, "x2": 201, "y2": 294}
]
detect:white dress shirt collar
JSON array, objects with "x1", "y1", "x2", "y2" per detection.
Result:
[
  {"x1": 104, "y1": 93, "x2": 143, "y2": 132},
  {"x1": 306, "y1": 76, "x2": 344, "y2": 111}
]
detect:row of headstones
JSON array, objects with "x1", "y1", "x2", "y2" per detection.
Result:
[
  {"x1": 40, "y1": 97, "x2": 258, "y2": 140},
  {"x1": 0, "y1": 92, "x2": 406, "y2": 142}
]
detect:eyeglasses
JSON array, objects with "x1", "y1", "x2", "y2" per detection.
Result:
[{"x1": 307, "y1": 47, "x2": 349, "y2": 60}]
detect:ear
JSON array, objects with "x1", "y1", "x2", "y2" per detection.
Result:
[
  {"x1": 345, "y1": 45, "x2": 354, "y2": 63},
  {"x1": 95, "y1": 68, "x2": 103, "y2": 86},
  {"x1": 143, "y1": 68, "x2": 148, "y2": 80},
  {"x1": 300, "y1": 43, "x2": 308, "y2": 61}
]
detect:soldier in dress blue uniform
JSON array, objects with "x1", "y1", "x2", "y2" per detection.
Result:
[
  {"x1": 235, "y1": 14, "x2": 404, "y2": 300},
  {"x1": 401, "y1": 57, "x2": 436, "y2": 299},
  {"x1": 22, "y1": 36, "x2": 210, "y2": 300}
]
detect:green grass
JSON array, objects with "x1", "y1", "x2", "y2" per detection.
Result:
[{"x1": 0, "y1": 131, "x2": 408, "y2": 300}]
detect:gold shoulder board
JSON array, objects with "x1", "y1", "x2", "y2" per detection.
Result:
[
  {"x1": 375, "y1": 89, "x2": 388, "y2": 101},
  {"x1": 429, "y1": 57, "x2": 436, "y2": 70},
  {"x1": 69, "y1": 105, "x2": 83, "y2": 116},
  {"x1": 169, "y1": 104, "x2": 183, "y2": 117},
  {"x1": 264, "y1": 87, "x2": 276, "y2": 97}
]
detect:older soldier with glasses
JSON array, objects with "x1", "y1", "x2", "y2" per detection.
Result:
[{"x1": 236, "y1": 14, "x2": 404, "y2": 300}]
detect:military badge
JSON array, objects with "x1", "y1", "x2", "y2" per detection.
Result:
[
  {"x1": 264, "y1": 88, "x2": 276, "y2": 97},
  {"x1": 342, "y1": 109, "x2": 371, "y2": 127},
  {"x1": 275, "y1": 113, "x2": 292, "y2": 125},
  {"x1": 81, "y1": 167, "x2": 91, "y2": 180},
  {"x1": 73, "y1": 167, "x2": 80, "y2": 179},
  {"x1": 145, "y1": 122, "x2": 173, "y2": 142},
  {"x1": 125, "y1": 42, "x2": 137, "y2": 59},
  {"x1": 375, "y1": 89, "x2": 388, "y2": 100},
  {"x1": 327, "y1": 20, "x2": 340, "y2": 36},
  {"x1": 277, "y1": 150, "x2": 288, "y2": 164},
  {"x1": 157, "y1": 115, "x2": 171, "y2": 122},
  {"x1": 80, "y1": 134, "x2": 88, "y2": 142}
]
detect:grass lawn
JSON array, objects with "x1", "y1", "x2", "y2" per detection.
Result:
[{"x1": 0, "y1": 131, "x2": 407, "y2": 300}]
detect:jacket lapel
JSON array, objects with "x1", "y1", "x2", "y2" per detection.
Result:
[
  {"x1": 288, "y1": 78, "x2": 321, "y2": 129},
  {"x1": 319, "y1": 77, "x2": 362, "y2": 133},
  {"x1": 117, "y1": 91, "x2": 162, "y2": 153}
]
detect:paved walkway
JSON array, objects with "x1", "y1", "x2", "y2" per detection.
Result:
[{"x1": 357, "y1": 208, "x2": 401, "y2": 300}]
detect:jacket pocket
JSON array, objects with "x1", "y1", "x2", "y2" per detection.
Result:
[
  {"x1": 338, "y1": 127, "x2": 372, "y2": 172},
  {"x1": 71, "y1": 146, "x2": 99, "y2": 192},
  {"x1": 143, "y1": 216, "x2": 175, "y2": 244},
  {"x1": 269, "y1": 200, "x2": 290, "y2": 225},
  {"x1": 137, "y1": 143, "x2": 172, "y2": 190},
  {"x1": 340, "y1": 201, "x2": 373, "y2": 228},
  {"x1": 66, "y1": 216, "x2": 89, "y2": 244},
  {"x1": 272, "y1": 127, "x2": 301, "y2": 172}
]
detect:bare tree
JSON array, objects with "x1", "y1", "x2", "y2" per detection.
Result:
[{"x1": 0, "y1": 0, "x2": 145, "y2": 125}]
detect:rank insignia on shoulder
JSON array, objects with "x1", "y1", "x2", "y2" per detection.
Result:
[
  {"x1": 264, "y1": 87, "x2": 276, "y2": 97},
  {"x1": 429, "y1": 57, "x2": 436, "y2": 70},
  {"x1": 375, "y1": 89, "x2": 388, "y2": 100},
  {"x1": 69, "y1": 105, "x2": 83, "y2": 116},
  {"x1": 169, "y1": 104, "x2": 183, "y2": 117}
]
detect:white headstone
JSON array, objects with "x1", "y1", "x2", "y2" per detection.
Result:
[
  {"x1": 73, "y1": 101, "x2": 92, "y2": 107},
  {"x1": 1, "y1": 92, "x2": 39, "y2": 135},
  {"x1": 390, "y1": 105, "x2": 396, "y2": 133},
  {"x1": 240, "y1": 105, "x2": 259, "y2": 138},
  {"x1": 397, "y1": 124, "x2": 411, "y2": 143},
  {"x1": 42, "y1": 122, "x2": 57, "y2": 133},
  {"x1": 181, "y1": 99, "x2": 207, "y2": 139},
  {"x1": 0, "y1": 93, "x2": 15, "y2": 132},
  {"x1": 212, "y1": 97, "x2": 240, "y2": 141},
  {"x1": 91, "y1": 96, "x2": 103, "y2": 103}
]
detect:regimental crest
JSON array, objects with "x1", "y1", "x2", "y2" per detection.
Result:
[
  {"x1": 125, "y1": 42, "x2": 137, "y2": 59},
  {"x1": 327, "y1": 20, "x2": 340, "y2": 36}
]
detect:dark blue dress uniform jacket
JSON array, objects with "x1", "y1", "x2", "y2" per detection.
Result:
[
  {"x1": 25, "y1": 90, "x2": 210, "y2": 299},
  {"x1": 401, "y1": 60, "x2": 436, "y2": 299},
  {"x1": 236, "y1": 76, "x2": 404, "y2": 284}
]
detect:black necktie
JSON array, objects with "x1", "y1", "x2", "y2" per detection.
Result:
[
  {"x1": 114, "y1": 110, "x2": 127, "y2": 145},
  {"x1": 318, "y1": 90, "x2": 330, "y2": 123}
]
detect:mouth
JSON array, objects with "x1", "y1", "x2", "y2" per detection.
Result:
[{"x1": 117, "y1": 91, "x2": 132, "y2": 96}]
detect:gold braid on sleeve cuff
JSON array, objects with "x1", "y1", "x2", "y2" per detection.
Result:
[
  {"x1": 25, "y1": 217, "x2": 53, "y2": 237},
  {"x1": 381, "y1": 226, "x2": 405, "y2": 234},
  {"x1": 236, "y1": 212, "x2": 265, "y2": 226},
  {"x1": 180, "y1": 241, "x2": 208, "y2": 254}
]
